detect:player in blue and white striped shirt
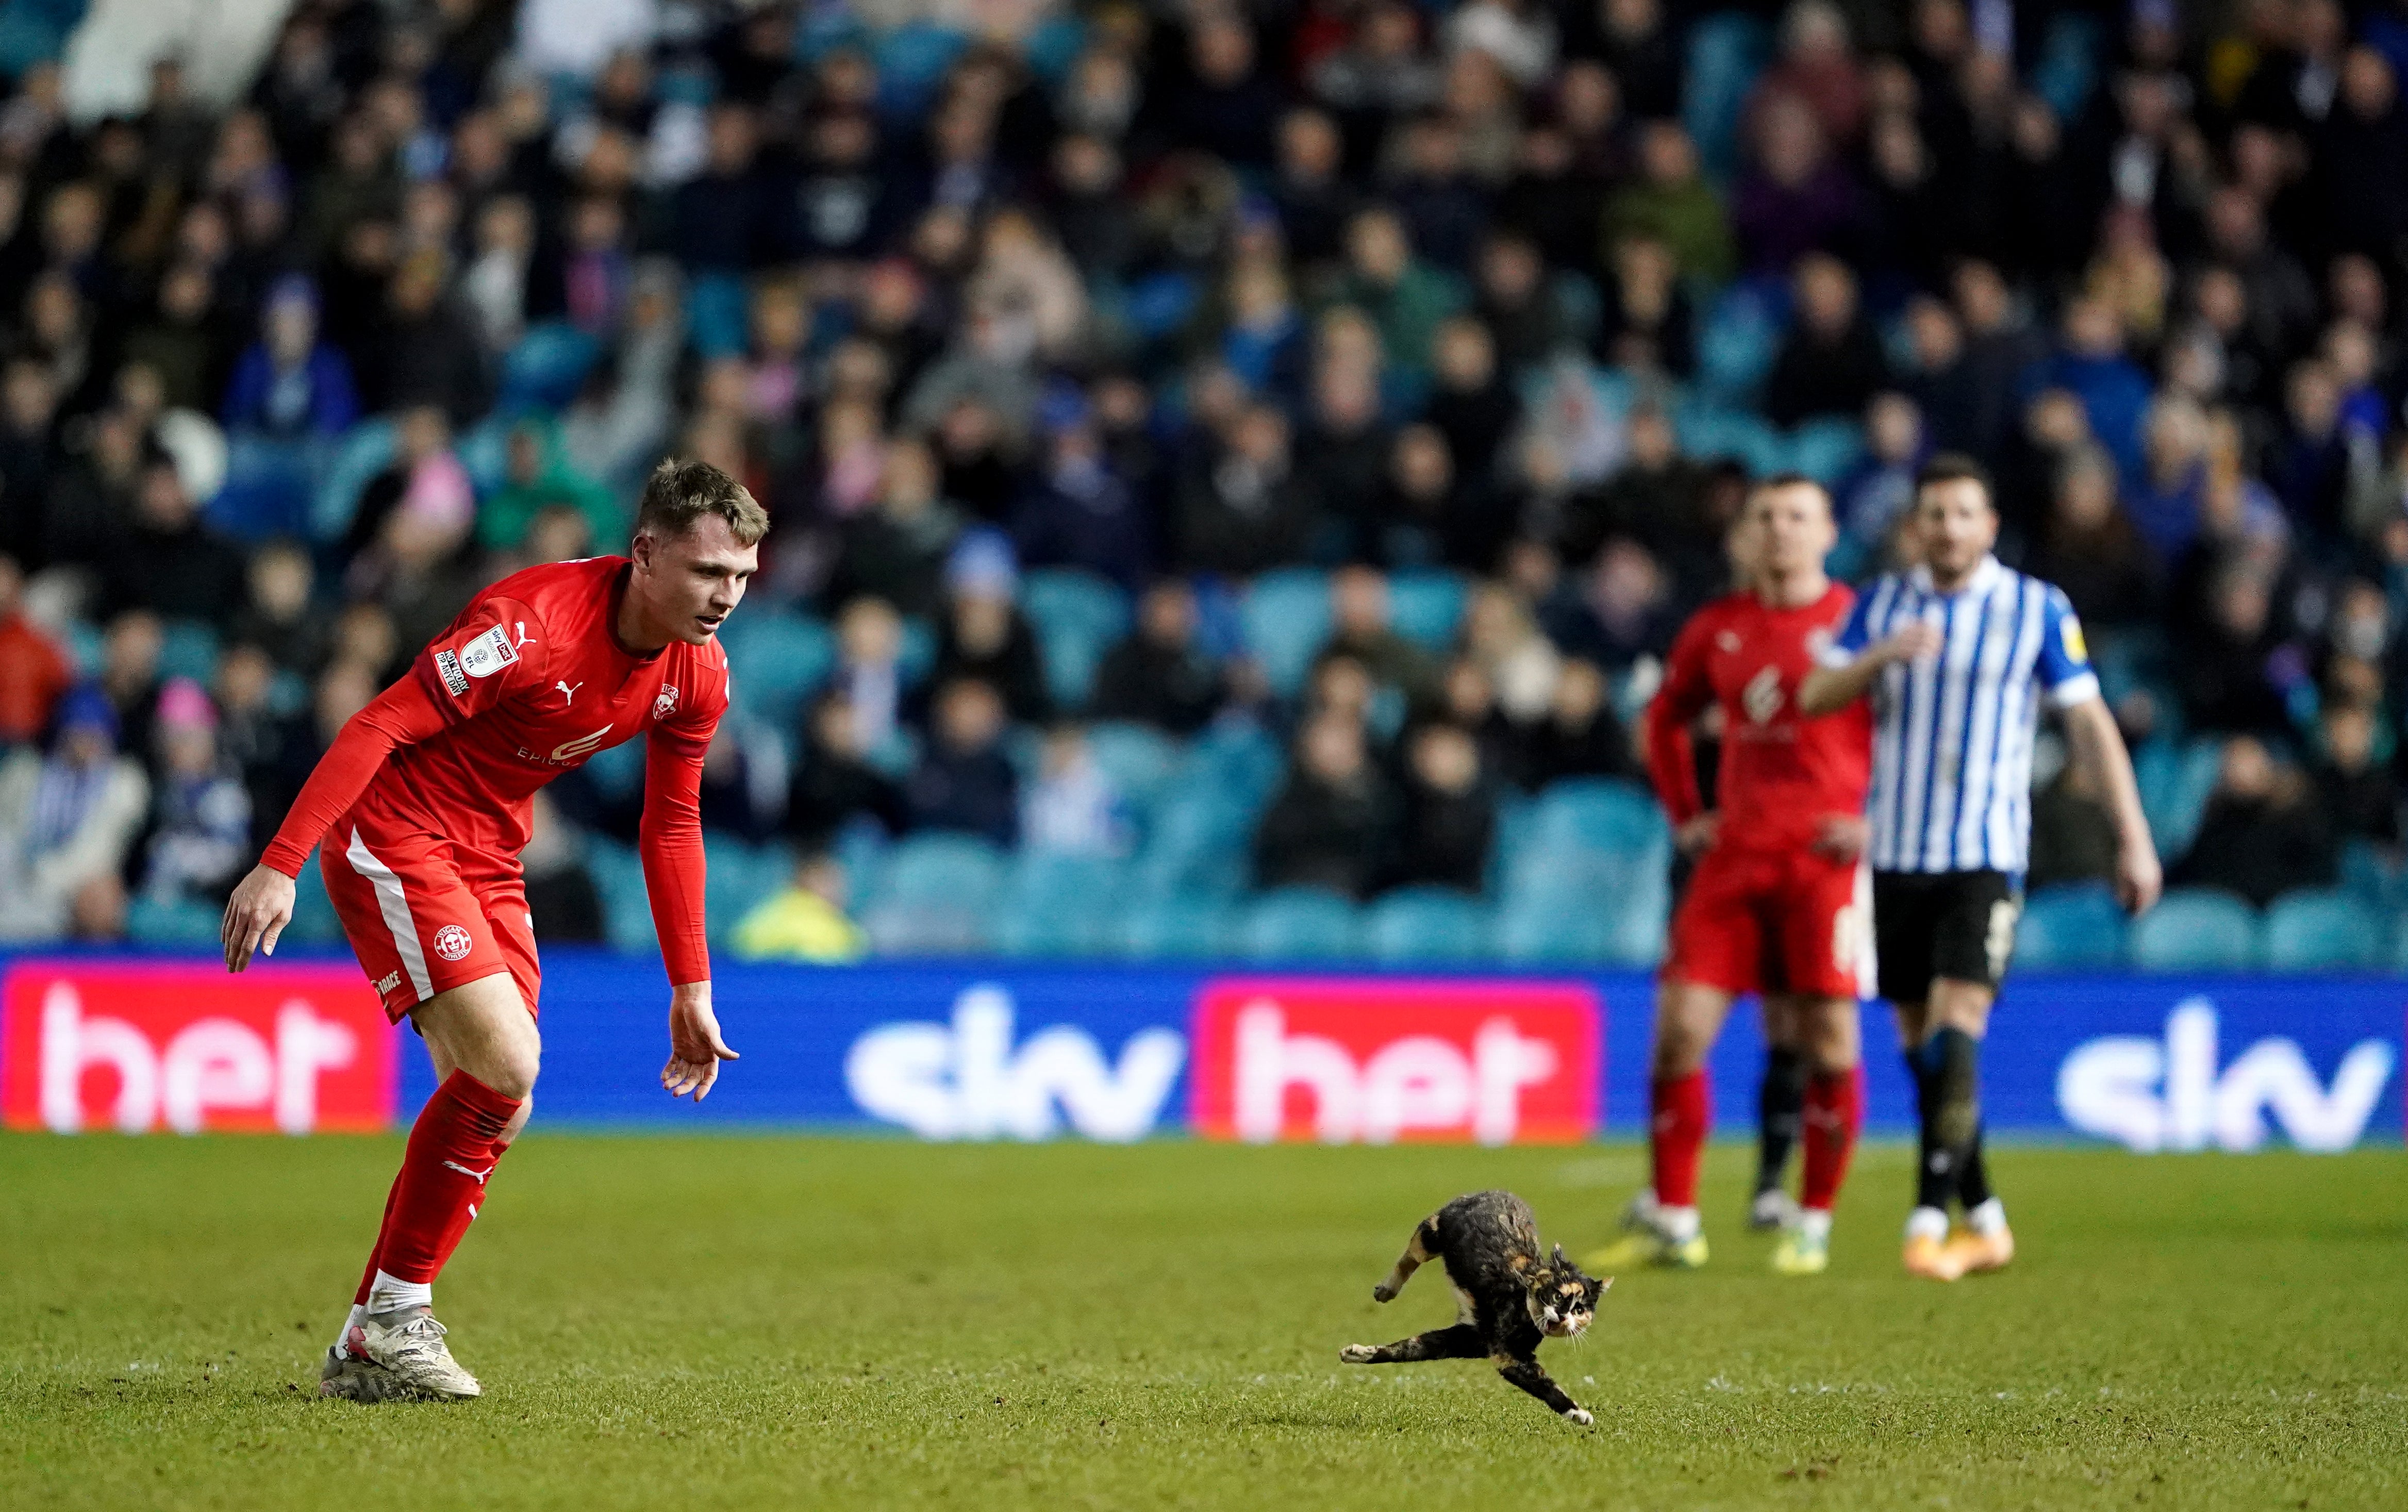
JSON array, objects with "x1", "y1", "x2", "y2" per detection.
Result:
[{"x1": 1800, "y1": 456, "x2": 2160, "y2": 1281}]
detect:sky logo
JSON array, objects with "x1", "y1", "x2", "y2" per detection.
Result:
[
  {"x1": 843, "y1": 984, "x2": 1186, "y2": 1141},
  {"x1": 2056, "y1": 998, "x2": 2397, "y2": 1153}
]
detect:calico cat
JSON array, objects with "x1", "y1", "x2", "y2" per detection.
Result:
[{"x1": 1339, "y1": 1190, "x2": 1610, "y2": 1425}]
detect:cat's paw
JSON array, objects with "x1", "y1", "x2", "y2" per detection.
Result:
[
  {"x1": 1371, "y1": 1284, "x2": 1397, "y2": 1303},
  {"x1": 1563, "y1": 1407, "x2": 1594, "y2": 1427},
  {"x1": 1339, "y1": 1344, "x2": 1378, "y2": 1365}
]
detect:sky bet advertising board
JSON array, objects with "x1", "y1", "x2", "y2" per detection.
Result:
[{"x1": 2, "y1": 953, "x2": 2399, "y2": 1153}]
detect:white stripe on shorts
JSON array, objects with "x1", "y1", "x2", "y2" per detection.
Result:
[{"x1": 345, "y1": 826, "x2": 434, "y2": 1002}]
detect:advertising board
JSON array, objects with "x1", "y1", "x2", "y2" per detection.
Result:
[{"x1": 1, "y1": 954, "x2": 2396, "y2": 1152}]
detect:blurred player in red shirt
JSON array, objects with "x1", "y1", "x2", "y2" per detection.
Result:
[
  {"x1": 1590, "y1": 476, "x2": 1871, "y2": 1276},
  {"x1": 219, "y1": 460, "x2": 765, "y2": 1402}
]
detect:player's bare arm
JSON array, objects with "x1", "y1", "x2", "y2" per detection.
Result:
[
  {"x1": 1797, "y1": 620, "x2": 1944, "y2": 716},
  {"x1": 2061, "y1": 695, "x2": 2162, "y2": 915}
]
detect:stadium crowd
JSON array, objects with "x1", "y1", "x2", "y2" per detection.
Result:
[{"x1": 2, "y1": 0, "x2": 2407, "y2": 960}]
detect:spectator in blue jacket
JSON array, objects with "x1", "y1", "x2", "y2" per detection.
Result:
[
  {"x1": 2021, "y1": 296, "x2": 2153, "y2": 486},
  {"x1": 220, "y1": 276, "x2": 359, "y2": 439}
]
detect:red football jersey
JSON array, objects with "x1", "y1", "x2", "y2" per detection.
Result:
[
  {"x1": 367, "y1": 556, "x2": 729, "y2": 857},
  {"x1": 1645, "y1": 584, "x2": 1871, "y2": 852},
  {"x1": 262, "y1": 556, "x2": 730, "y2": 984}
]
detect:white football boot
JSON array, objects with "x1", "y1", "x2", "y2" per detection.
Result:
[
  {"x1": 318, "y1": 1335, "x2": 413, "y2": 1402},
  {"x1": 356, "y1": 1309, "x2": 483, "y2": 1400}
]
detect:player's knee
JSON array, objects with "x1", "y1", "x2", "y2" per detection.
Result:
[
  {"x1": 1651, "y1": 1028, "x2": 1709, "y2": 1078},
  {"x1": 483, "y1": 1041, "x2": 540, "y2": 1100},
  {"x1": 1799, "y1": 1000, "x2": 1861, "y2": 1072}
]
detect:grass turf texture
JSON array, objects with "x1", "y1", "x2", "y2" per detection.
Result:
[{"x1": 4, "y1": 1135, "x2": 2403, "y2": 1511}]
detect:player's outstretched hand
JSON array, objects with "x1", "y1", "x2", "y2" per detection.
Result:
[
  {"x1": 662, "y1": 983, "x2": 739, "y2": 1102},
  {"x1": 221, "y1": 864, "x2": 296, "y2": 973}
]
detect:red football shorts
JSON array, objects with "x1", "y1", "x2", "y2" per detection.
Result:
[
  {"x1": 1662, "y1": 844, "x2": 1871, "y2": 1000},
  {"x1": 320, "y1": 807, "x2": 542, "y2": 1024}
]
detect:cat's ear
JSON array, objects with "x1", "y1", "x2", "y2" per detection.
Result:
[{"x1": 1551, "y1": 1243, "x2": 1568, "y2": 1270}]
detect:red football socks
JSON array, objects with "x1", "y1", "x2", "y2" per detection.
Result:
[
  {"x1": 1649, "y1": 1071, "x2": 1711, "y2": 1210},
  {"x1": 1799, "y1": 1066, "x2": 1863, "y2": 1214},
  {"x1": 364, "y1": 1070, "x2": 523, "y2": 1292}
]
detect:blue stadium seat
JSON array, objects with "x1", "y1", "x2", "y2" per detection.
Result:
[
  {"x1": 1084, "y1": 722, "x2": 1182, "y2": 814},
  {"x1": 1236, "y1": 887, "x2": 1360, "y2": 961},
  {"x1": 1188, "y1": 721, "x2": 1286, "y2": 812},
  {"x1": 126, "y1": 895, "x2": 223, "y2": 948},
  {"x1": 501, "y1": 323, "x2": 601, "y2": 411},
  {"x1": 1364, "y1": 887, "x2": 1491, "y2": 963},
  {"x1": 585, "y1": 839, "x2": 657, "y2": 954},
  {"x1": 899, "y1": 616, "x2": 938, "y2": 689},
  {"x1": 1388, "y1": 570, "x2": 1468, "y2": 651},
  {"x1": 1493, "y1": 895, "x2": 1616, "y2": 964},
  {"x1": 1692, "y1": 287, "x2": 1784, "y2": 406},
  {"x1": 718, "y1": 610, "x2": 835, "y2": 731},
  {"x1": 1550, "y1": 271, "x2": 1604, "y2": 351},
  {"x1": 210, "y1": 436, "x2": 321, "y2": 541},
  {"x1": 1115, "y1": 894, "x2": 1232, "y2": 960},
  {"x1": 1676, "y1": 401, "x2": 1784, "y2": 474},
  {"x1": 686, "y1": 273, "x2": 751, "y2": 360},
  {"x1": 2129, "y1": 889, "x2": 2262, "y2": 973},
  {"x1": 874, "y1": 21, "x2": 972, "y2": 120},
  {"x1": 455, "y1": 414, "x2": 513, "y2": 497},
  {"x1": 995, "y1": 852, "x2": 1123, "y2": 957},
  {"x1": 859, "y1": 834, "x2": 1007, "y2": 955},
  {"x1": 286, "y1": 856, "x2": 344, "y2": 944},
  {"x1": 1239, "y1": 568, "x2": 1332, "y2": 698},
  {"x1": 2137, "y1": 737, "x2": 2224, "y2": 859},
  {"x1": 704, "y1": 837, "x2": 792, "y2": 946},
  {"x1": 1529, "y1": 778, "x2": 1668, "y2": 859},
  {"x1": 1682, "y1": 12, "x2": 1772, "y2": 180},
  {"x1": 2338, "y1": 838, "x2": 2405, "y2": 911},
  {"x1": 2032, "y1": 11, "x2": 2104, "y2": 120},
  {"x1": 1021, "y1": 569, "x2": 1130, "y2": 710},
  {"x1": 2262, "y1": 889, "x2": 2387, "y2": 972},
  {"x1": 313, "y1": 419, "x2": 395, "y2": 542},
  {"x1": 2015, "y1": 882, "x2": 2128, "y2": 970},
  {"x1": 156, "y1": 620, "x2": 221, "y2": 685},
  {"x1": 1132, "y1": 790, "x2": 1252, "y2": 900},
  {"x1": 1785, "y1": 418, "x2": 1864, "y2": 485}
]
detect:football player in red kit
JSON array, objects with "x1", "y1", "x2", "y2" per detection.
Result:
[
  {"x1": 218, "y1": 460, "x2": 764, "y2": 1401},
  {"x1": 1590, "y1": 475, "x2": 1872, "y2": 1275}
]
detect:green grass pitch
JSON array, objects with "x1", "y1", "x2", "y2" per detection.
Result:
[{"x1": 5, "y1": 1132, "x2": 2403, "y2": 1510}]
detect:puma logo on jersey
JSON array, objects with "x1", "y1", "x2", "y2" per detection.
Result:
[
  {"x1": 1742, "y1": 664, "x2": 1785, "y2": 724},
  {"x1": 549, "y1": 724, "x2": 613, "y2": 763},
  {"x1": 442, "y1": 1160, "x2": 494, "y2": 1185},
  {"x1": 556, "y1": 679, "x2": 582, "y2": 705}
]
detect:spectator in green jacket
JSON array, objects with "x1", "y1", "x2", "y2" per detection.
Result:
[{"x1": 477, "y1": 418, "x2": 625, "y2": 556}]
